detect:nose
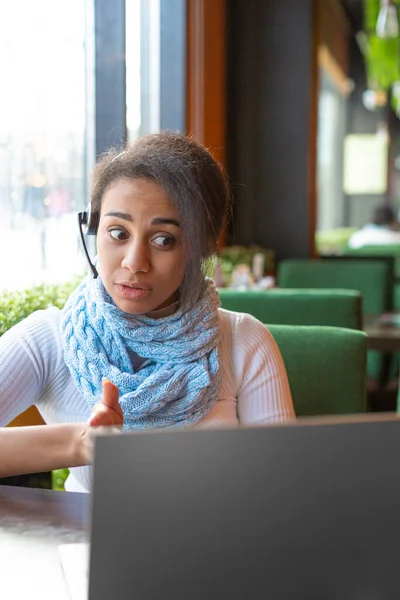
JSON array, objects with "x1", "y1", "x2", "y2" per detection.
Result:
[{"x1": 121, "y1": 239, "x2": 150, "y2": 274}]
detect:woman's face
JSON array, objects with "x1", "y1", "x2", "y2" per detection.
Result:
[{"x1": 97, "y1": 177, "x2": 186, "y2": 314}]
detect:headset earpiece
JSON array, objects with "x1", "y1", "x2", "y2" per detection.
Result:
[
  {"x1": 79, "y1": 203, "x2": 99, "y2": 236},
  {"x1": 78, "y1": 203, "x2": 99, "y2": 278}
]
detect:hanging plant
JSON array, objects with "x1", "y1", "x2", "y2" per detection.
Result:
[{"x1": 363, "y1": 0, "x2": 400, "y2": 91}]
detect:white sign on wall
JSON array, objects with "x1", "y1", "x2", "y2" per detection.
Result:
[{"x1": 343, "y1": 134, "x2": 388, "y2": 195}]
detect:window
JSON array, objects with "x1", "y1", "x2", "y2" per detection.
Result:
[
  {"x1": 0, "y1": 0, "x2": 186, "y2": 291},
  {"x1": 0, "y1": 0, "x2": 89, "y2": 291},
  {"x1": 126, "y1": 0, "x2": 161, "y2": 141},
  {"x1": 317, "y1": 69, "x2": 348, "y2": 231}
]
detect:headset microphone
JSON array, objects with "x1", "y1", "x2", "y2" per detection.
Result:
[{"x1": 78, "y1": 206, "x2": 99, "y2": 279}]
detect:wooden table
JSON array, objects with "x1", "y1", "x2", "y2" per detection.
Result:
[
  {"x1": 0, "y1": 484, "x2": 89, "y2": 599},
  {"x1": 363, "y1": 313, "x2": 400, "y2": 352}
]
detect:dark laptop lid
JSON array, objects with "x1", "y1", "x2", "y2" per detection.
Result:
[{"x1": 89, "y1": 417, "x2": 400, "y2": 600}]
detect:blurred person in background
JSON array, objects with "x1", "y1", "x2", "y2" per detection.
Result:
[{"x1": 348, "y1": 205, "x2": 400, "y2": 248}]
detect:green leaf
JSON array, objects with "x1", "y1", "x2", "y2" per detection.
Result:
[{"x1": 363, "y1": 0, "x2": 400, "y2": 91}]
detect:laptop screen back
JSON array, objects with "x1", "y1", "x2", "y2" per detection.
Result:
[{"x1": 88, "y1": 419, "x2": 400, "y2": 600}]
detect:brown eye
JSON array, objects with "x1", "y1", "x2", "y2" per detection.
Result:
[
  {"x1": 152, "y1": 235, "x2": 175, "y2": 248},
  {"x1": 109, "y1": 228, "x2": 128, "y2": 241}
]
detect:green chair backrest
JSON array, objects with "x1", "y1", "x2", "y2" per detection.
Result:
[
  {"x1": 267, "y1": 324, "x2": 367, "y2": 416},
  {"x1": 277, "y1": 259, "x2": 391, "y2": 314},
  {"x1": 219, "y1": 288, "x2": 362, "y2": 329},
  {"x1": 344, "y1": 244, "x2": 400, "y2": 277},
  {"x1": 343, "y1": 245, "x2": 400, "y2": 311}
]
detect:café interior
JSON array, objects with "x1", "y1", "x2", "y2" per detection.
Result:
[{"x1": 2, "y1": 0, "x2": 400, "y2": 597}]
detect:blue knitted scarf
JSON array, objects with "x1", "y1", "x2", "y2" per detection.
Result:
[{"x1": 60, "y1": 277, "x2": 221, "y2": 429}]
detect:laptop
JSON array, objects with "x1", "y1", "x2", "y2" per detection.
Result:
[{"x1": 61, "y1": 414, "x2": 400, "y2": 599}]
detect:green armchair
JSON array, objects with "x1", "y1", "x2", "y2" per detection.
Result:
[
  {"x1": 267, "y1": 324, "x2": 367, "y2": 416},
  {"x1": 277, "y1": 259, "x2": 392, "y2": 315},
  {"x1": 343, "y1": 244, "x2": 400, "y2": 310},
  {"x1": 219, "y1": 288, "x2": 362, "y2": 330}
]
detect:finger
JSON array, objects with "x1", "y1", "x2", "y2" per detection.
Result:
[
  {"x1": 89, "y1": 403, "x2": 115, "y2": 427},
  {"x1": 88, "y1": 380, "x2": 123, "y2": 427},
  {"x1": 89, "y1": 409, "x2": 122, "y2": 427},
  {"x1": 90, "y1": 414, "x2": 122, "y2": 428},
  {"x1": 101, "y1": 379, "x2": 123, "y2": 425},
  {"x1": 89, "y1": 403, "x2": 108, "y2": 427},
  {"x1": 101, "y1": 379, "x2": 120, "y2": 410}
]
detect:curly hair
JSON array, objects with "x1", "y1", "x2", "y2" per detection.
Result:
[{"x1": 90, "y1": 131, "x2": 231, "y2": 307}]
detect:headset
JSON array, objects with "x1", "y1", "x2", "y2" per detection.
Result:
[
  {"x1": 78, "y1": 151, "x2": 127, "y2": 278},
  {"x1": 78, "y1": 203, "x2": 100, "y2": 279}
]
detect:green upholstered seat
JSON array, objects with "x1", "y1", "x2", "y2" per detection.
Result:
[
  {"x1": 277, "y1": 259, "x2": 392, "y2": 382},
  {"x1": 277, "y1": 259, "x2": 391, "y2": 315},
  {"x1": 344, "y1": 243, "x2": 400, "y2": 276},
  {"x1": 267, "y1": 324, "x2": 367, "y2": 416},
  {"x1": 218, "y1": 288, "x2": 362, "y2": 329},
  {"x1": 343, "y1": 245, "x2": 400, "y2": 310}
]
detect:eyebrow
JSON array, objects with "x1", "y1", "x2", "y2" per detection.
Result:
[
  {"x1": 104, "y1": 211, "x2": 180, "y2": 228},
  {"x1": 151, "y1": 217, "x2": 181, "y2": 228},
  {"x1": 104, "y1": 211, "x2": 133, "y2": 221}
]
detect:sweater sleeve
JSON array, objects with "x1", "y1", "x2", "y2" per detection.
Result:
[
  {"x1": 0, "y1": 308, "x2": 63, "y2": 425},
  {"x1": 232, "y1": 313, "x2": 295, "y2": 425}
]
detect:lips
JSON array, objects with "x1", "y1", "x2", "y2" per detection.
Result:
[
  {"x1": 116, "y1": 280, "x2": 151, "y2": 290},
  {"x1": 114, "y1": 282, "x2": 151, "y2": 300}
]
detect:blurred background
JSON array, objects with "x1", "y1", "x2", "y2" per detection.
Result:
[{"x1": 0, "y1": 0, "x2": 398, "y2": 288}]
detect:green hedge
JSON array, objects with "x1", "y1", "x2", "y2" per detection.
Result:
[
  {"x1": 0, "y1": 277, "x2": 82, "y2": 336},
  {"x1": 52, "y1": 468, "x2": 70, "y2": 491}
]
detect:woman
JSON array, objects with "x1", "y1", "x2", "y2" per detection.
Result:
[{"x1": 0, "y1": 131, "x2": 294, "y2": 490}]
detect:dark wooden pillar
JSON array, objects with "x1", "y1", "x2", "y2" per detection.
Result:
[
  {"x1": 186, "y1": 0, "x2": 227, "y2": 168},
  {"x1": 226, "y1": 0, "x2": 319, "y2": 259}
]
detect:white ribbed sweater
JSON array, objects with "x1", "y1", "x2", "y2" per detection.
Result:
[{"x1": 0, "y1": 307, "x2": 294, "y2": 491}]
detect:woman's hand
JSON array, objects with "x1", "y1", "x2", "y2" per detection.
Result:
[
  {"x1": 0, "y1": 380, "x2": 124, "y2": 477},
  {"x1": 77, "y1": 379, "x2": 123, "y2": 465},
  {"x1": 89, "y1": 378, "x2": 124, "y2": 427}
]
